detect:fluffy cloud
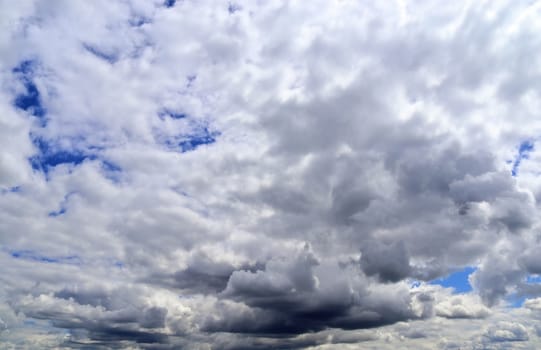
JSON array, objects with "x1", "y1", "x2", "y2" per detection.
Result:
[{"x1": 2, "y1": 0, "x2": 541, "y2": 348}]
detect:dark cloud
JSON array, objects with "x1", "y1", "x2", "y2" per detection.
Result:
[
  {"x1": 213, "y1": 247, "x2": 429, "y2": 335},
  {"x1": 519, "y1": 249, "x2": 541, "y2": 275},
  {"x1": 360, "y1": 240, "x2": 412, "y2": 283},
  {"x1": 14, "y1": 287, "x2": 169, "y2": 347},
  {"x1": 471, "y1": 253, "x2": 526, "y2": 306},
  {"x1": 143, "y1": 253, "x2": 266, "y2": 294}
]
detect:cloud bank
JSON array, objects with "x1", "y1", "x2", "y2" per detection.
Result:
[{"x1": 2, "y1": 0, "x2": 541, "y2": 348}]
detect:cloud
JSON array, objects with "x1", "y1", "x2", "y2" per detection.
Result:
[
  {"x1": 219, "y1": 245, "x2": 427, "y2": 334},
  {"x1": 435, "y1": 294, "x2": 491, "y2": 319},
  {"x1": 1, "y1": 0, "x2": 541, "y2": 348},
  {"x1": 484, "y1": 322, "x2": 530, "y2": 343},
  {"x1": 360, "y1": 240, "x2": 412, "y2": 283}
]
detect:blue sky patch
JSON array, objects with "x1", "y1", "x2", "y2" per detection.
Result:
[
  {"x1": 526, "y1": 275, "x2": 541, "y2": 283},
  {"x1": 48, "y1": 207, "x2": 66, "y2": 217},
  {"x1": 1, "y1": 186, "x2": 21, "y2": 195},
  {"x1": 506, "y1": 294, "x2": 525, "y2": 308},
  {"x1": 157, "y1": 114, "x2": 220, "y2": 153},
  {"x1": 100, "y1": 160, "x2": 122, "y2": 183},
  {"x1": 14, "y1": 80, "x2": 46, "y2": 118},
  {"x1": 101, "y1": 160, "x2": 121, "y2": 172},
  {"x1": 13, "y1": 60, "x2": 46, "y2": 120},
  {"x1": 430, "y1": 266, "x2": 476, "y2": 293},
  {"x1": 30, "y1": 148, "x2": 94, "y2": 174},
  {"x1": 48, "y1": 192, "x2": 76, "y2": 217},
  {"x1": 410, "y1": 280, "x2": 421, "y2": 288},
  {"x1": 505, "y1": 275, "x2": 541, "y2": 308},
  {"x1": 83, "y1": 44, "x2": 118, "y2": 63},
  {"x1": 13, "y1": 60, "x2": 34, "y2": 75},
  {"x1": 129, "y1": 16, "x2": 151, "y2": 27},
  {"x1": 30, "y1": 151, "x2": 92, "y2": 171},
  {"x1": 164, "y1": 0, "x2": 176, "y2": 8},
  {"x1": 29, "y1": 136, "x2": 96, "y2": 174},
  {"x1": 159, "y1": 110, "x2": 188, "y2": 120},
  {"x1": 9, "y1": 249, "x2": 81, "y2": 265},
  {"x1": 179, "y1": 127, "x2": 220, "y2": 152},
  {"x1": 511, "y1": 140, "x2": 534, "y2": 176}
]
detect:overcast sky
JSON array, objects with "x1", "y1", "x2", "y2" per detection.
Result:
[{"x1": 2, "y1": 1, "x2": 541, "y2": 349}]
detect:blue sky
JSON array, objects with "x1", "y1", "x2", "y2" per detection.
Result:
[{"x1": 431, "y1": 267, "x2": 476, "y2": 294}]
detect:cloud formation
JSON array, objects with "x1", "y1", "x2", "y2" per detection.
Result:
[{"x1": 2, "y1": 0, "x2": 541, "y2": 348}]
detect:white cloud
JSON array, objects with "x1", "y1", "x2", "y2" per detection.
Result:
[{"x1": 1, "y1": 0, "x2": 541, "y2": 348}]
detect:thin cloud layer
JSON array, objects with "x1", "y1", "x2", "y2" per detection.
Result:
[{"x1": 1, "y1": 0, "x2": 541, "y2": 349}]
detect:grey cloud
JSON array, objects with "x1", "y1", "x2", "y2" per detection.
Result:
[
  {"x1": 217, "y1": 247, "x2": 429, "y2": 335},
  {"x1": 360, "y1": 240, "x2": 412, "y2": 283},
  {"x1": 258, "y1": 185, "x2": 312, "y2": 215},
  {"x1": 2, "y1": 0, "x2": 541, "y2": 349},
  {"x1": 490, "y1": 195, "x2": 535, "y2": 233},
  {"x1": 199, "y1": 328, "x2": 378, "y2": 350},
  {"x1": 484, "y1": 322, "x2": 529, "y2": 343},
  {"x1": 170, "y1": 268, "x2": 233, "y2": 293},
  {"x1": 393, "y1": 144, "x2": 495, "y2": 200},
  {"x1": 449, "y1": 170, "x2": 534, "y2": 232},
  {"x1": 145, "y1": 256, "x2": 265, "y2": 295},
  {"x1": 449, "y1": 171, "x2": 514, "y2": 204},
  {"x1": 330, "y1": 182, "x2": 374, "y2": 225},
  {"x1": 139, "y1": 306, "x2": 168, "y2": 329},
  {"x1": 54, "y1": 286, "x2": 116, "y2": 309},
  {"x1": 223, "y1": 246, "x2": 320, "y2": 303},
  {"x1": 13, "y1": 287, "x2": 170, "y2": 347},
  {"x1": 519, "y1": 250, "x2": 541, "y2": 275},
  {"x1": 471, "y1": 253, "x2": 526, "y2": 306}
]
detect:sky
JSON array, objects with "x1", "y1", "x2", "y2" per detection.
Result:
[{"x1": 1, "y1": 0, "x2": 541, "y2": 349}]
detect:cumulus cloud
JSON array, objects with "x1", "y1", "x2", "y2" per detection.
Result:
[
  {"x1": 435, "y1": 293, "x2": 491, "y2": 319},
  {"x1": 2, "y1": 0, "x2": 541, "y2": 348},
  {"x1": 360, "y1": 240, "x2": 412, "y2": 283},
  {"x1": 484, "y1": 321, "x2": 530, "y2": 343}
]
